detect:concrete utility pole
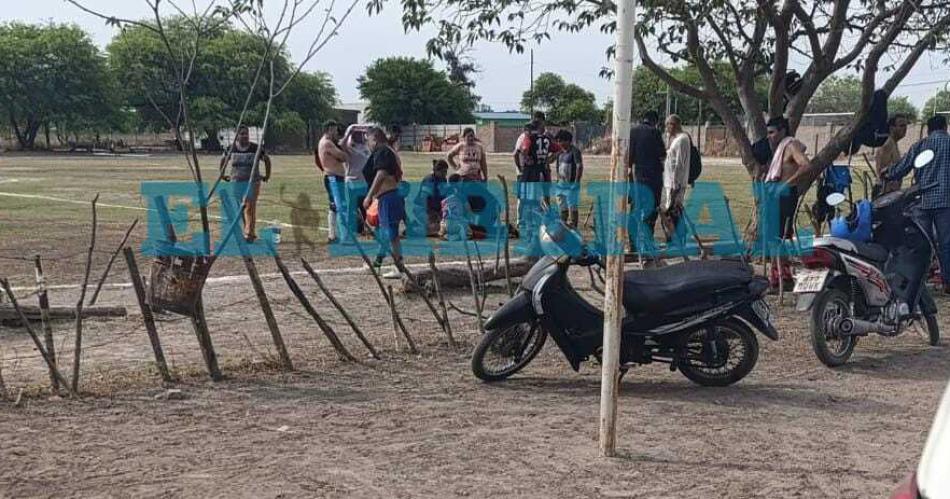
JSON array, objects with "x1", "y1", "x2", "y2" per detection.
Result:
[{"x1": 599, "y1": 0, "x2": 636, "y2": 458}]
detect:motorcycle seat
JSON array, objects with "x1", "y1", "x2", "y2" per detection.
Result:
[
  {"x1": 814, "y1": 237, "x2": 889, "y2": 263},
  {"x1": 622, "y1": 260, "x2": 755, "y2": 314}
]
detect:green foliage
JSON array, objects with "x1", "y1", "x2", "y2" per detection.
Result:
[
  {"x1": 629, "y1": 64, "x2": 766, "y2": 125},
  {"x1": 521, "y1": 73, "x2": 601, "y2": 124},
  {"x1": 922, "y1": 90, "x2": 950, "y2": 117},
  {"x1": 808, "y1": 75, "x2": 918, "y2": 120},
  {"x1": 0, "y1": 22, "x2": 117, "y2": 149},
  {"x1": 107, "y1": 19, "x2": 337, "y2": 147},
  {"x1": 358, "y1": 57, "x2": 474, "y2": 124}
]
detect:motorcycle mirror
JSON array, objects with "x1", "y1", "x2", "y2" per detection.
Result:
[
  {"x1": 914, "y1": 149, "x2": 935, "y2": 169},
  {"x1": 826, "y1": 192, "x2": 847, "y2": 207}
]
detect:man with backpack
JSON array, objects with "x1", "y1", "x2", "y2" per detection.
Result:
[{"x1": 661, "y1": 114, "x2": 691, "y2": 240}]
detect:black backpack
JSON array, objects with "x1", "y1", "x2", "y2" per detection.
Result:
[{"x1": 688, "y1": 140, "x2": 702, "y2": 185}]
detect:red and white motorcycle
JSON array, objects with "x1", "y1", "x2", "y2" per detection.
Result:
[{"x1": 794, "y1": 150, "x2": 940, "y2": 367}]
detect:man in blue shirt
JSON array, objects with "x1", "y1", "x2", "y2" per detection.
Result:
[{"x1": 886, "y1": 114, "x2": 950, "y2": 294}]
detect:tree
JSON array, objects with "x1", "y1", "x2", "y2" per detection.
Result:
[
  {"x1": 808, "y1": 75, "x2": 918, "y2": 120},
  {"x1": 0, "y1": 23, "x2": 116, "y2": 149},
  {"x1": 378, "y1": 0, "x2": 950, "y2": 181},
  {"x1": 358, "y1": 57, "x2": 474, "y2": 124},
  {"x1": 107, "y1": 20, "x2": 294, "y2": 149},
  {"x1": 281, "y1": 71, "x2": 338, "y2": 148},
  {"x1": 629, "y1": 64, "x2": 767, "y2": 125},
  {"x1": 443, "y1": 48, "x2": 482, "y2": 110},
  {"x1": 922, "y1": 90, "x2": 950, "y2": 117},
  {"x1": 521, "y1": 73, "x2": 601, "y2": 124}
]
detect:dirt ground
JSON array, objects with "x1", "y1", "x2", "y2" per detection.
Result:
[
  {"x1": 0, "y1": 261, "x2": 948, "y2": 498},
  {"x1": 1, "y1": 153, "x2": 948, "y2": 498}
]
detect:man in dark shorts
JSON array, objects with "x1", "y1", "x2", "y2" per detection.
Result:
[
  {"x1": 363, "y1": 127, "x2": 405, "y2": 278},
  {"x1": 763, "y1": 116, "x2": 811, "y2": 287},
  {"x1": 220, "y1": 125, "x2": 271, "y2": 241}
]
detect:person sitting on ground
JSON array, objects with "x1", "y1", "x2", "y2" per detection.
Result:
[
  {"x1": 418, "y1": 160, "x2": 449, "y2": 236},
  {"x1": 363, "y1": 127, "x2": 405, "y2": 279},
  {"x1": 447, "y1": 127, "x2": 488, "y2": 181},
  {"x1": 440, "y1": 174, "x2": 470, "y2": 241},
  {"x1": 220, "y1": 125, "x2": 271, "y2": 242},
  {"x1": 553, "y1": 129, "x2": 583, "y2": 228}
]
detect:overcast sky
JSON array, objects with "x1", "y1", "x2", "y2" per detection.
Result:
[{"x1": 5, "y1": 0, "x2": 950, "y2": 112}]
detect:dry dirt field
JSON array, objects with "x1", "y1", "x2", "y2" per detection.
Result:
[{"x1": 1, "y1": 152, "x2": 948, "y2": 498}]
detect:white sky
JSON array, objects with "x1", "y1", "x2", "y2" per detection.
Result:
[{"x1": 5, "y1": 0, "x2": 950, "y2": 111}]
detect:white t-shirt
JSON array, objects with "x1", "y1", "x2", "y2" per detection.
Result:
[{"x1": 345, "y1": 142, "x2": 370, "y2": 182}]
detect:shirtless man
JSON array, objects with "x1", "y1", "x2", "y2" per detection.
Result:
[
  {"x1": 318, "y1": 121, "x2": 347, "y2": 242},
  {"x1": 763, "y1": 116, "x2": 811, "y2": 286}
]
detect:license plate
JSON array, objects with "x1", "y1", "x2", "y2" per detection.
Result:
[{"x1": 793, "y1": 269, "x2": 829, "y2": 293}]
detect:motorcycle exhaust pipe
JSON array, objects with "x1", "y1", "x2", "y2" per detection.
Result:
[{"x1": 839, "y1": 318, "x2": 892, "y2": 336}]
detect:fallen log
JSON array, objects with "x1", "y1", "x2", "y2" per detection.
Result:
[
  {"x1": 0, "y1": 304, "x2": 126, "y2": 324},
  {"x1": 402, "y1": 257, "x2": 535, "y2": 294}
]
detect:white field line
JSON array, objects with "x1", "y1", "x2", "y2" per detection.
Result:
[
  {"x1": 0, "y1": 190, "x2": 324, "y2": 231},
  {"x1": 8, "y1": 259, "x2": 475, "y2": 294}
]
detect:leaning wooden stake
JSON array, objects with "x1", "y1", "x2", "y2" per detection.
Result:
[
  {"x1": 33, "y1": 255, "x2": 58, "y2": 391},
  {"x1": 220, "y1": 194, "x2": 292, "y2": 370},
  {"x1": 274, "y1": 256, "x2": 358, "y2": 362},
  {"x1": 0, "y1": 279, "x2": 74, "y2": 396},
  {"x1": 123, "y1": 248, "x2": 173, "y2": 383},
  {"x1": 191, "y1": 298, "x2": 223, "y2": 381},
  {"x1": 394, "y1": 259, "x2": 448, "y2": 336},
  {"x1": 497, "y1": 175, "x2": 514, "y2": 297},
  {"x1": 72, "y1": 193, "x2": 99, "y2": 393},
  {"x1": 387, "y1": 285, "x2": 401, "y2": 350},
  {"x1": 88, "y1": 218, "x2": 138, "y2": 306},
  {"x1": 428, "y1": 253, "x2": 456, "y2": 348},
  {"x1": 463, "y1": 242, "x2": 485, "y2": 334},
  {"x1": 349, "y1": 240, "x2": 415, "y2": 353},
  {"x1": 301, "y1": 259, "x2": 380, "y2": 359}
]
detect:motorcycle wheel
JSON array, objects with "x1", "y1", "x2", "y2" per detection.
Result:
[
  {"x1": 678, "y1": 317, "x2": 759, "y2": 387},
  {"x1": 471, "y1": 322, "x2": 547, "y2": 382},
  {"x1": 925, "y1": 313, "x2": 940, "y2": 347},
  {"x1": 810, "y1": 288, "x2": 858, "y2": 367}
]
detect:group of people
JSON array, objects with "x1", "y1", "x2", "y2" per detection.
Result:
[{"x1": 627, "y1": 111, "x2": 694, "y2": 242}]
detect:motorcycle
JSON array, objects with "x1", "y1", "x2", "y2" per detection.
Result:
[
  {"x1": 471, "y1": 218, "x2": 779, "y2": 386},
  {"x1": 794, "y1": 149, "x2": 941, "y2": 367}
]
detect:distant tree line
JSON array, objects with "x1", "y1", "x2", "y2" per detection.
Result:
[{"x1": 0, "y1": 21, "x2": 337, "y2": 150}]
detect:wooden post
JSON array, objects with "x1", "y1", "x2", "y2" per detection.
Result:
[
  {"x1": 463, "y1": 242, "x2": 485, "y2": 335},
  {"x1": 393, "y1": 259, "x2": 448, "y2": 335},
  {"x1": 88, "y1": 219, "x2": 138, "y2": 306},
  {"x1": 72, "y1": 193, "x2": 99, "y2": 393},
  {"x1": 387, "y1": 285, "x2": 400, "y2": 351},
  {"x1": 0, "y1": 279, "x2": 74, "y2": 396},
  {"x1": 301, "y1": 259, "x2": 380, "y2": 359},
  {"x1": 428, "y1": 253, "x2": 456, "y2": 348},
  {"x1": 348, "y1": 239, "x2": 415, "y2": 353},
  {"x1": 219, "y1": 192, "x2": 293, "y2": 370},
  {"x1": 33, "y1": 255, "x2": 58, "y2": 391},
  {"x1": 497, "y1": 175, "x2": 514, "y2": 297},
  {"x1": 274, "y1": 256, "x2": 359, "y2": 362},
  {"x1": 123, "y1": 248, "x2": 173, "y2": 383},
  {"x1": 600, "y1": 0, "x2": 636, "y2": 458},
  {"x1": 191, "y1": 298, "x2": 223, "y2": 381}
]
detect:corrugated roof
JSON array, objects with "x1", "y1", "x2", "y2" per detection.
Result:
[{"x1": 474, "y1": 112, "x2": 531, "y2": 121}]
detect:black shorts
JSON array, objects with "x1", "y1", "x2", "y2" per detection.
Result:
[{"x1": 778, "y1": 186, "x2": 799, "y2": 239}]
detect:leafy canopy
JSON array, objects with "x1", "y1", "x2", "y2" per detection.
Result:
[{"x1": 358, "y1": 57, "x2": 474, "y2": 124}]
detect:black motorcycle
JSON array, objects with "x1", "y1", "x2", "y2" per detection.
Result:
[
  {"x1": 472, "y1": 220, "x2": 778, "y2": 386},
  {"x1": 794, "y1": 149, "x2": 941, "y2": 367}
]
